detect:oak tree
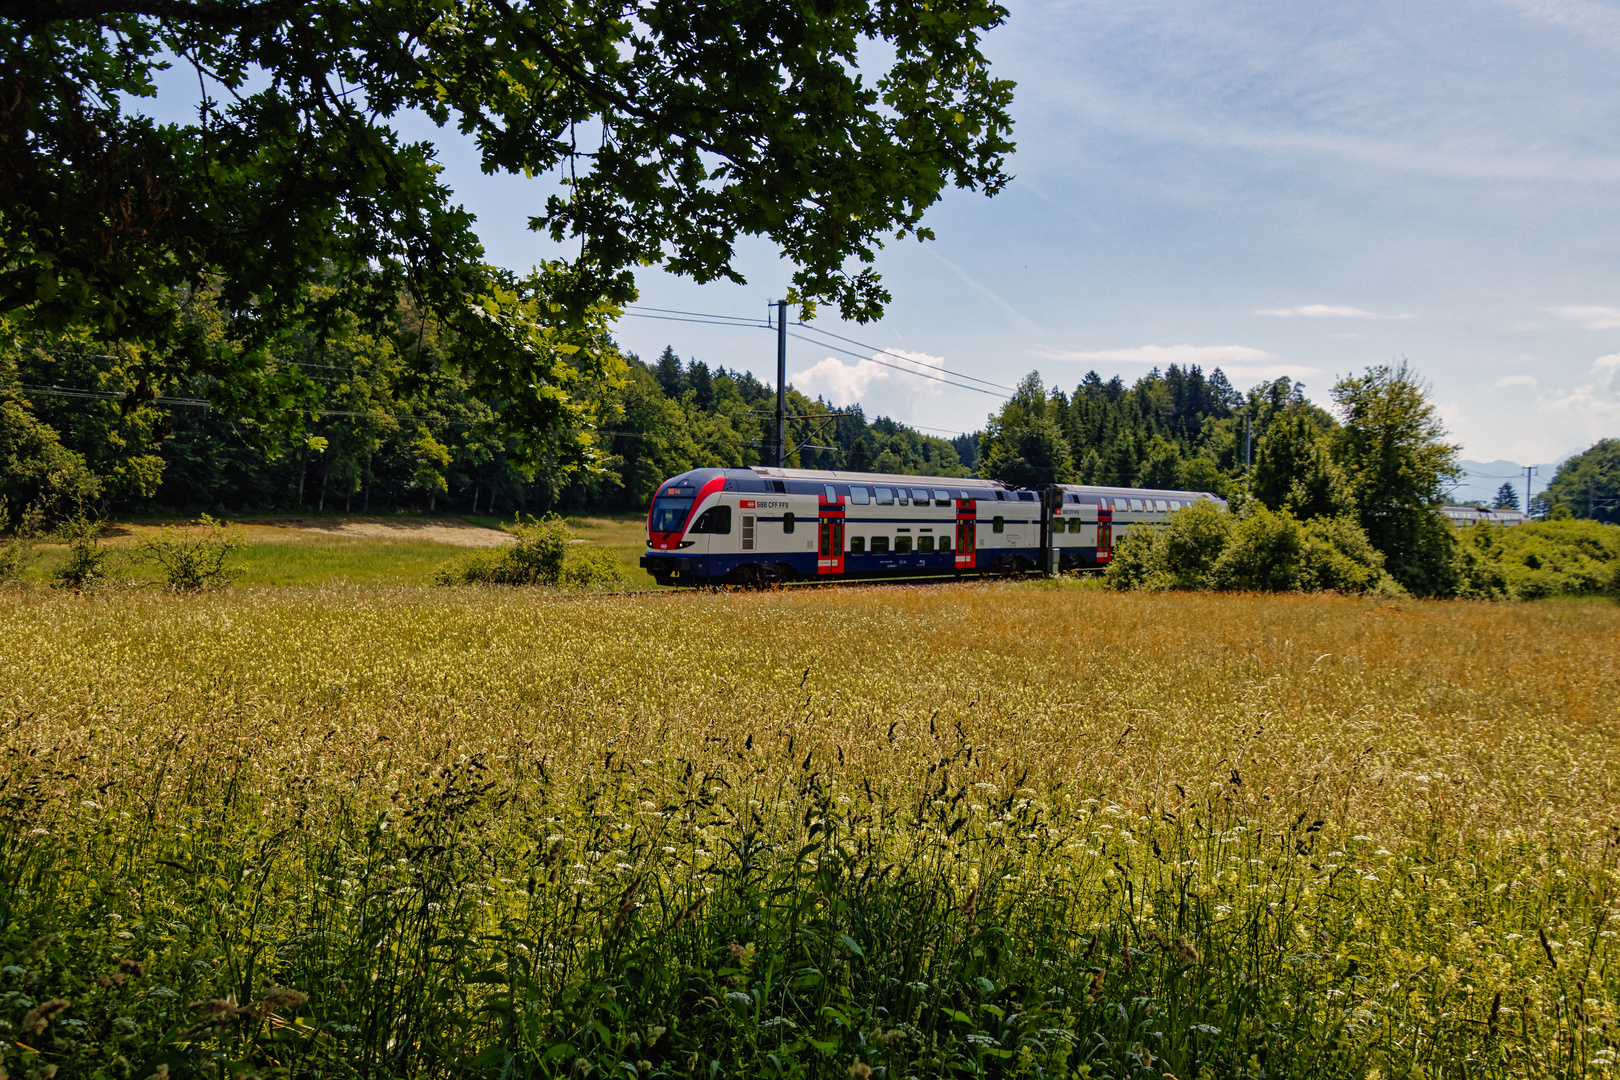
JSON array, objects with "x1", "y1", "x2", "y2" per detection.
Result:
[{"x1": 1, "y1": 0, "x2": 1015, "y2": 469}]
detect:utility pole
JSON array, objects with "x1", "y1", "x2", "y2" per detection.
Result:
[
  {"x1": 1524, "y1": 464, "x2": 1538, "y2": 517},
  {"x1": 1244, "y1": 410, "x2": 1252, "y2": 469},
  {"x1": 775, "y1": 299, "x2": 788, "y2": 468}
]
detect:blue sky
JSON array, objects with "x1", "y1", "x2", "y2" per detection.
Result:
[
  {"x1": 143, "y1": 0, "x2": 1620, "y2": 465},
  {"x1": 596, "y1": 0, "x2": 1620, "y2": 464}
]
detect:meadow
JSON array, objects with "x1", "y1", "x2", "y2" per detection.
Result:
[
  {"x1": 16, "y1": 514, "x2": 658, "y2": 589},
  {"x1": 0, "y1": 583, "x2": 1616, "y2": 1080}
]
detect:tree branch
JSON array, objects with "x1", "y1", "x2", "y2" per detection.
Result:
[{"x1": 0, "y1": 0, "x2": 296, "y2": 27}]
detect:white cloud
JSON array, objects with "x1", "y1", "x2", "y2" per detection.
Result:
[
  {"x1": 1493, "y1": 0, "x2": 1620, "y2": 54},
  {"x1": 1031, "y1": 343, "x2": 1318, "y2": 380},
  {"x1": 1528, "y1": 351, "x2": 1620, "y2": 448},
  {"x1": 1547, "y1": 305, "x2": 1620, "y2": 329},
  {"x1": 1256, "y1": 304, "x2": 1411, "y2": 319},
  {"x1": 790, "y1": 350, "x2": 946, "y2": 409},
  {"x1": 1495, "y1": 374, "x2": 1539, "y2": 387}
]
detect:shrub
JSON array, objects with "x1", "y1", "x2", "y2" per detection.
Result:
[
  {"x1": 437, "y1": 515, "x2": 629, "y2": 587},
  {"x1": 1455, "y1": 519, "x2": 1620, "y2": 600},
  {"x1": 1297, "y1": 514, "x2": 1391, "y2": 594},
  {"x1": 134, "y1": 515, "x2": 247, "y2": 592},
  {"x1": 1109, "y1": 502, "x2": 1395, "y2": 595},
  {"x1": 558, "y1": 543, "x2": 630, "y2": 587},
  {"x1": 50, "y1": 510, "x2": 111, "y2": 591},
  {"x1": 1207, "y1": 505, "x2": 1308, "y2": 592},
  {"x1": 1150, "y1": 497, "x2": 1232, "y2": 589},
  {"x1": 1099, "y1": 524, "x2": 1157, "y2": 590},
  {"x1": 0, "y1": 498, "x2": 43, "y2": 583}
]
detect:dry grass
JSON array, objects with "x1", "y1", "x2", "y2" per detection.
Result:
[{"x1": 0, "y1": 584, "x2": 1616, "y2": 1078}]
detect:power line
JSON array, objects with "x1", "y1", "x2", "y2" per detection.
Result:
[
  {"x1": 789, "y1": 321, "x2": 1018, "y2": 392},
  {"x1": 620, "y1": 302, "x2": 1013, "y2": 398},
  {"x1": 784, "y1": 332, "x2": 1010, "y2": 399}
]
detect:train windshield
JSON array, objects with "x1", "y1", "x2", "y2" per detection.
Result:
[{"x1": 649, "y1": 496, "x2": 694, "y2": 533}]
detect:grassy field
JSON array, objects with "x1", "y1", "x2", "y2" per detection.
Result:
[
  {"x1": 18, "y1": 513, "x2": 657, "y2": 588},
  {"x1": 0, "y1": 584, "x2": 1616, "y2": 1080}
]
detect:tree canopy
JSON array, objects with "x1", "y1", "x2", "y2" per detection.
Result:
[
  {"x1": 2, "y1": 0, "x2": 1015, "y2": 465},
  {"x1": 1542, "y1": 438, "x2": 1620, "y2": 524}
]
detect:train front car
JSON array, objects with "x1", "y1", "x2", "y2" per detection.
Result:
[{"x1": 640, "y1": 466, "x2": 1046, "y2": 586}]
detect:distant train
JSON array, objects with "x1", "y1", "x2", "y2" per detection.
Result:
[
  {"x1": 639, "y1": 466, "x2": 1226, "y2": 587},
  {"x1": 1440, "y1": 505, "x2": 1527, "y2": 527}
]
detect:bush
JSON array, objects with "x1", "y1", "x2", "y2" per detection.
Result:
[
  {"x1": 0, "y1": 498, "x2": 43, "y2": 583},
  {"x1": 134, "y1": 515, "x2": 247, "y2": 592},
  {"x1": 50, "y1": 510, "x2": 111, "y2": 591},
  {"x1": 1455, "y1": 519, "x2": 1620, "y2": 600},
  {"x1": 1207, "y1": 506, "x2": 1308, "y2": 592},
  {"x1": 1108, "y1": 502, "x2": 1395, "y2": 595},
  {"x1": 558, "y1": 543, "x2": 630, "y2": 586},
  {"x1": 437, "y1": 515, "x2": 629, "y2": 587}
]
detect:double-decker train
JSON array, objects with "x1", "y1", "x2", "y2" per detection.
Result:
[{"x1": 639, "y1": 466, "x2": 1226, "y2": 587}]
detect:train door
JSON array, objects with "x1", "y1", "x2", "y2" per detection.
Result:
[
  {"x1": 955, "y1": 497, "x2": 977, "y2": 571},
  {"x1": 818, "y1": 488, "x2": 845, "y2": 575},
  {"x1": 1096, "y1": 502, "x2": 1113, "y2": 565}
]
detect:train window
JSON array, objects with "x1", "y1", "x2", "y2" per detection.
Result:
[
  {"x1": 783, "y1": 512, "x2": 795, "y2": 534},
  {"x1": 995, "y1": 490, "x2": 1006, "y2": 500},
  {"x1": 896, "y1": 489, "x2": 909, "y2": 505},
  {"x1": 933, "y1": 489, "x2": 951, "y2": 505},
  {"x1": 939, "y1": 535, "x2": 952, "y2": 552},
  {"x1": 848, "y1": 486, "x2": 870, "y2": 505},
  {"x1": 825, "y1": 485, "x2": 839, "y2": 503},
  {"x1": 850, "y1": 535, "x2": 865, "y2": 554},
  {"x1": 918, "y1": 536, "x2": 935, "y2": 553},
  {"x1": 741, "y1": 515, "x2": 755, "y2": 550},
  {"x1": 690, "y1": 506, "x2": 732, "y2": 534},
  {"x1": 1155, "y1": 500, "x2": 1169, "y2": 512},
  {"x1": 1129, "y1": 499, "x2": 1144, "y2": 512},
  {"x1": 1017, "y1": 491, "x2": 1037, "y2": 502},
  {"x1": 958, "y1": 490, "x2": 974, "y2": 502},
  {"x1": 1168, "y1": 500, "x2": 1181, "y2": 510},
  {"x1": 772, "y1": 480, "x2": 787, "y2": 493},
  {"x1": 895, "y1": 536, "x2": 912, "y2": 553},
  {"x1": 1066, "y1": 493, "x2": 1081, "y2": 504},
  {"x1": 993, "y1": 516, "x2": 1005, "y2": 533},
  {"x1": 871, "y1": 536, "x2": 890, "y2": 554},
  {"x1": 648, "y1": 495, "x2": 694, "y2": 533},
  {"x1": 1068, "y1": 518, "x2": 1082, "y2": 533},
  {"x1": 912, "y1": 488, "x2": 930, "y2": 503},
  {"x1": 875, "y1": 487, "x2": 894, "y2": 505}
]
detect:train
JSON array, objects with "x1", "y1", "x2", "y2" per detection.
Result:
[{"x1": 639, "y1": 465, "x2": 1227, "y2": 587}]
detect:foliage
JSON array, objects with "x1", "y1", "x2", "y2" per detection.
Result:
[
  {"x1": 436, "y1": 515, "x2": 628, "y2": 587},
  {"x1": 0, "y1": 381, "x2": 103, "y2": 525},
  {"x1": 0, "y1": 497, "x2": 44, "y2": 582},
  {"x1": 1542, "y1": 438, "x2": 1620, "y2": 523},
  {"x1": 1108, "y1": 502, "x2": 1394, "y2": 595},
  {"x1": 1330, "y1": 363, "x2": 1461, "y2": 595},
  {"x1": 133, "y1": 515, "x2": 247, "y2": 592},
  {"x1": 49, "y1": 510, "x2": 111, "y2": 590},
  {"x1": 1102, "y1": 497, "x2": 1231, "y2": 591},
  {"x1": 1454, "y1": 519, "x2": 1620, "y2": 600},
  {"x1": 1250, "y1": 406, "x2": 1352, "y2": 520},
  {"x1": 5, "y1": 0, "x2": 1014, "y2": 457},
  {"x1": 1493, "y1": 482, "x2": 1520, "y2": 511},
  {"x1": 0, "y1": 587, "x2": 1617, "y2": 1080},
  {"x1": 1208, "y1": 507, "x2": 1391, "y2": 594}
]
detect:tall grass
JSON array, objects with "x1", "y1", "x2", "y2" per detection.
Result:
[{"x1": 0, "y1": 586, "x2": 1615, "y2": 1079}]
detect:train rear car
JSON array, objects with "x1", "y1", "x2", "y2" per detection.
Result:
[{"x1": 1044, "y1": 484, "x2": 1228, "y2": 572}]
